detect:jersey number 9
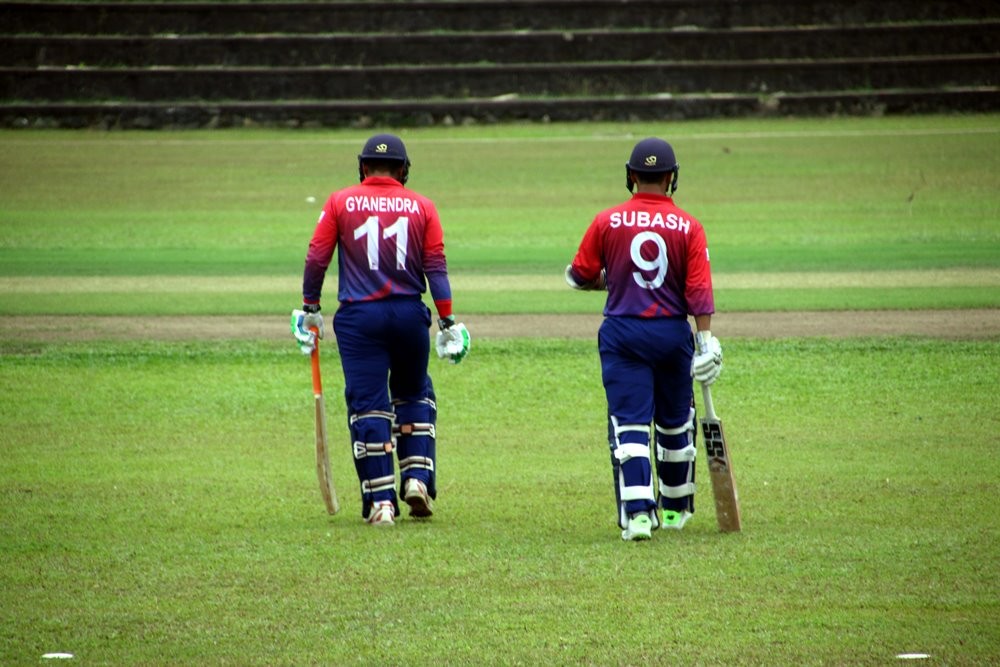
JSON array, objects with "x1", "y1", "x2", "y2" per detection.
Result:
[{"x1": 630, "y1": 231, "x2": 668, "y2": 290}]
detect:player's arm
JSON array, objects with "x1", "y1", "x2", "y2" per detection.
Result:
[
  {"x1": 420, "y1": 203, "x2": 453, "y2": 321},
  {"x1": 566, "y1": 219, "x2": 606, "y2": 290},
  {"x1": 302, "y1": 204, "x2": 340, "y2": 309},
  {"x1": 293, "y1": 203, "x2": 338, "y2": 354},
  {"x1": 684, "y1": 223, "x2": 714, "y2": 321},
  {"x1": 687, "y1": 224, "x2": 722, "y2": 383},
  {"x1": 422, "y1": 204, "x2": 470, "y2": 363}
]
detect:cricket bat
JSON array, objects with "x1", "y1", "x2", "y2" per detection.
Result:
[
  {"x1": 310, "y1": 329, "x2": 339, "y2": 515},
  {"x1": 698, "y1": 381, "x2": 742, "y2": 532}
]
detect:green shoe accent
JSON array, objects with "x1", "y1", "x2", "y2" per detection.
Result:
[
  {"x1": 661, "y1": 509, "x2": 693, "y2": 530},
  {"x1": 621, "y1": 513, "x2": 653, "y2": 541}
]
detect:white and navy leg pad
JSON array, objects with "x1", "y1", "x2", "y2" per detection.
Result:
[
  {"x1": 655, "y1": 408, "x2": 697, "y2": 512},
  {"x1": 361, "y1": 474, "x2": 396, "y2": 495},
  {"x1": 398, "y1": 456, "x2": 434, "y2": 475},
  {"x1": 393, "y1": 398, "x2": 438, "y2": 498},
  {"x1": 350, "y1": 410, "x2": 397, "y2": 517},
  {"x1": 615, "y1": 443, "x2": 654, "y2": 501},
  {"x1": 350, "y1": 409, "x2": 395, "y2": 428},
  {"x1": 354, "y1": 440, "x2": 393, "y2": 459},
  {"x1": 610, "y1": 416, "x2": 657, "y2": 529}
]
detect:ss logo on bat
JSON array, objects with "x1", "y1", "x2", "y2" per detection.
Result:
[{"x1": 703, "y1": 423, "x2": 728, "y2": 472}]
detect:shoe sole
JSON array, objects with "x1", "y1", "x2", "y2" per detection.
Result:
[
  {"x1": 404, "y1": 492, "x2": 433, "y2": 518},
  {"x1": 621, "y1": 529, "x2": 652, "y2": 541},
  {"x1": 661, "y1": 512, "x2": 693, "y2": 531},
  {"x1": 621, "y1": 519, "x2": 653, "y2": 541}
]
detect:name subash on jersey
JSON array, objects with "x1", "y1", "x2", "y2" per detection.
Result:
[{"x1": 609, "y1": 211, "x2": 690, "y2": 233}]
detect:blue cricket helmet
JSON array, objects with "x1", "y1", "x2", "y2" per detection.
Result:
[
  {"x1": 625, "y1": 137, "x2": 679, "y2": 194},
  {"x1": 358, "y1": 133, "x2": 411, "y2": 185}
]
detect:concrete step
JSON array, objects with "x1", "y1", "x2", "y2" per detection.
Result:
[
  {"x1": 2, "y1": 0, "x2": 995, "y2": 36},
  {"x1": 5, "y1": 55, "x2": 997, "y2": 101},
  {"x1": 4, "y1": 22, "x2": 997, "y2": 68},
  {"x1": 5, "y1": 88, "x2": 997, "y2": 129}
]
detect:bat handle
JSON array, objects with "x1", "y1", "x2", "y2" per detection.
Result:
[
  {"x1": 700, "y1": 381, "x2": 717, "y2": 421},
  {"x1": 694, "y1": 331, "x2": 718, "y2": 420},
  {"x1": 309, "y1": 327, "x2": 323, "y2": 395}
]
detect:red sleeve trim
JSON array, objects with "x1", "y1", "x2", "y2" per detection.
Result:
[{"x1": 433, "y1": 298, "x2": 453, "y2": 319}]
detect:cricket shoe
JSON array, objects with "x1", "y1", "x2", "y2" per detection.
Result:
[
  {"x1": 403, "y1": 478, "x2": 433, "y2": 518},
  {"x1": 366, "y1": 501, "x2": 396, "y2": 527},
  {"x1": 661, "y1": 509, "x2": 693, "y2": 530},
  {"x1": 621, "y1": 512, "x2": 653, "y2": 542}
]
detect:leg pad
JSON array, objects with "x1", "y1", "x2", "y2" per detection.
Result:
[
  {"x1": 655, "y1": 409, "x2": 697, "y2": 513},
  {"x1": 393, "y1": 398, "x2": 438, "y2": 499},
  {"x1": 609, "y1": 416, "x2": 657, "y2": 529},
  {"x1": 350, "y1": 411, "x2": 397, "y2": 518}
]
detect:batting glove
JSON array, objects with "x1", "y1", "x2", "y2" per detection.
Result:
[
  {"x1": 692, "y1": 330, "x2": 723, "y2": 385},
  {"x1": 435, "y1": 316, "x2": 471, "y2": 364},
  {"x1": 291, "y1": 307, "x2": 324, "y2": 355},
  {"x1": 564, "y1": 264, "x2": 607, "y2": 291}
]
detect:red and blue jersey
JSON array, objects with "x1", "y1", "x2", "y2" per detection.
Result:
[
  {"x1": 570, "y1": 192, "x2": 713, "y2": 318},
  {"x1": 302, "y1": 176, "x2": 452, "y2": 317}
]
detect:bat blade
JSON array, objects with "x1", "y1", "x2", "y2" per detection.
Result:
[
  {"x1": 699, "y1": 383, "x2": 741, "y2": 532},
  {"x1": 310, "y1": 328, "x2": 339, "y2": 516},
  {"x1": 700, "y1": 414, "x2": 741, "y2": 532},
  {"x1": 314, "y1": 392, "x2": 339, "y2": 515}
]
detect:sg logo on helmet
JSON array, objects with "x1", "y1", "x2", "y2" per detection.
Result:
[
  {"x1": 375, "y1": 143, "x2": 389, "y2": 153},
  {"x1": 644, "y1": 156, "x2": 657, "y2": 167}
]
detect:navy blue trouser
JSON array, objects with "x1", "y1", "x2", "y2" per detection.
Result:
[
  {"x1": 598, "y1": 316, "x2": 695, "y2": 518},
  {"x1": 333, "y1": 297, "x2": 436, "y2": 515}
]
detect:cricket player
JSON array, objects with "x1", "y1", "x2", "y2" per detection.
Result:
[
  {"x1": 566, "y1": 137, "x2": 723, "y2": 541},
  {"x1": 292, "y1": 133, "x2": 470, "y2": 527}
]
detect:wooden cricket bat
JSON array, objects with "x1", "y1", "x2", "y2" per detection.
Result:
[
  {"x1": 699, "y1": 382, "x2": 742, "y2": 532},
  {"x1": 310, "y1": 330, "x2": 339, "y2": 515}
]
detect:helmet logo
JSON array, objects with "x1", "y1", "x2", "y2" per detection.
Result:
[
  {"x1": 644, "y1": 155, "x2": 657, "y2": 167},
  {"x1": 375, "y1": 143, "x2": 389, "y2": 154}
]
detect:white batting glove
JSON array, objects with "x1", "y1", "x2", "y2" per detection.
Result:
[
  {"x1": 692, "y1": 330, "x2": 723, "y2": 385},
  {"x1": 435, "y1": 317, "x2": 470, "y2": 364},
  {"x1": 291, "y1": 308, "x2": 324, "y2": 355},
  {"x1": 564, "y1": 264, "x2": 607, "y2": 291}
]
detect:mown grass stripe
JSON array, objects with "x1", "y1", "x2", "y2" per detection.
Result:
[{"x1": 3, "y1": 268, "x2": 997, "y2": 294}]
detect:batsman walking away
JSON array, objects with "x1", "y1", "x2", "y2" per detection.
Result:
[
  {"x1": 292, "y1": 133, "x2": 470, "y2": 527},
  {"x1": 566, "y1": 137, "x2": 726, "y2": 542}
]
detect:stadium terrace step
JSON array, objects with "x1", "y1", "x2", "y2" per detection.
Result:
[
  {"x1": 5, "y1": 88, "x2": 997, "y2": 130},
  {"x1": 4, "y1": 56, "x2": 998, "y2": 102},
  {"x1": 2, "y1": 0, "x2": 996, "y2": 36},
  {"x1": 1, "y1": 0, "x2": 998, "y2": 128},
  {"x1": 4, "y1": 22, "x2": 997, "y2": 68}
]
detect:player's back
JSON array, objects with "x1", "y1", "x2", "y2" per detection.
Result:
[
  {"x1": 598, "y1": 193, "x2": 709, "y2": 318},
  {"x1": 328, "y1": 176, "x2": 439, "y2": 304}
]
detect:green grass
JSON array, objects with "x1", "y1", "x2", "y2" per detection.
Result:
[
  {"x1": 1, "y1": 116, "x2": 999, "y2": 664},
  {"x1": 1, "y1": 338, "x2": 998, "y2": 664},
  {"x1": 1, "y1": 114, "x2": 998, "y2": 313}
]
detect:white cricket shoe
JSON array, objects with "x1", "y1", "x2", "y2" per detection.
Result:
[
  {"x1": 403, "y1": 478, "x2": 433, "y2": 518},
  {"x1": 661, "y1": 509, "x2": 693, "y2": 530},
  {"x1": 621, "y1": 512, "x2": 653, "y2": 541},
  {"x1": 366, "y1": 501, "x2": 395, "y2": 526}
]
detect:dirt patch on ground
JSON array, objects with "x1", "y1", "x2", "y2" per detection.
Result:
[{"x1": 3, "y1": 310, "x2": 998, "y2": 342}]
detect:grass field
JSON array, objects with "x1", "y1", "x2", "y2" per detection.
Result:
[{"x1": 2, "y1": 115, "x2": 999, "y2": 665}]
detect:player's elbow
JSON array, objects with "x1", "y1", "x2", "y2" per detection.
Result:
[{"x1": 565, "y1": 265, "x2": 587, "y2": 289}]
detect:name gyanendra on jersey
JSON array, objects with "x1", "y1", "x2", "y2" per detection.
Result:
[
  {"x1": 610, "y1": 211, "x2": 691, "y2": 233},
  {"x1": 345, "y1": 195, "x2": 421, "y2": 214}
]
